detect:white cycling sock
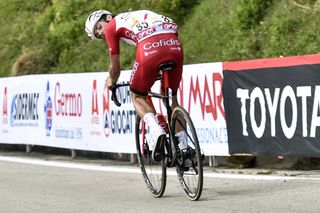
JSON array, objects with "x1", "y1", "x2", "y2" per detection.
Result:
[
  {"x1": 143, "y1": 113, "x2": 164, "y2": 149},
  {"x1": 143, "y1": 112, "x2": 159, "y2": 131},
  {"x1": 175, "y1": 131, "x2": 188, "y2": 149}
]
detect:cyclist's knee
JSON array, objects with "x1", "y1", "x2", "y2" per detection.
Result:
[{"x1": 131, "y1": 91, "x2": 146, "y2": 100}]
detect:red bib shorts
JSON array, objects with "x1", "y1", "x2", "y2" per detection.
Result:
[{"x1": 129, "y1": 33, "x2": 184, "y2": 96}]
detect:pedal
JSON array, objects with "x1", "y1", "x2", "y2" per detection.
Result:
[{"x1": 164, "y1": 156, "x2": 175, "y2": 167}]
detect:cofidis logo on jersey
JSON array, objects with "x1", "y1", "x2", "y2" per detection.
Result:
[
  {"x1": 143, "y1": 39, "x2": 181, "y2": 50},
  {"x1": 44, "y1": 81, "x2": 53, "y2": 136}
]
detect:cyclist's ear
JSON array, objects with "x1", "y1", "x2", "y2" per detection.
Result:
[{"x1": 106, "y1": 14, "x2": 113, "y2": 22}]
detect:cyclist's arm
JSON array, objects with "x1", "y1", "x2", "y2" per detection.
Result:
[
  {"x1": 108, "y1": 54, "x2": 120, "y2": 85},
  {"x1": 105, "y1": 19, "x2": 121, "y2": 87}
]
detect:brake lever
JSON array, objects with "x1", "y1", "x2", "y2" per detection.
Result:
[{"x1": 110, "y1": 85, "x2": 121, "y2": 107}]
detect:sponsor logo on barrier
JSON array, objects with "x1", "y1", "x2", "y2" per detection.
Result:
[
  {"x1": 53, "y1": 81, "x2": 83, "y2": 140},
  {"x1": 92, "y1": 80, "x2": 99, "y2": 124},
  {"x1": 2, "y1": 87, "x2": 9, "y2": 134},
  {"x1": 236, "y1": 85, "x2": 320, "y2": 139},
  {"x1": 188, "y1": 72, "x2": 224, "y2": 120},
  {"x1": 2, "y1": 87, "x2": 8, "y2": 125},
  {"x1": 103, "y1": 81, "x2": 136, "y2": 138},
  {"x1": 196, "y1": 127, "x2": 228, "y2": 145},
  {"x1": 109, "y1": 109, "x2": 136, "y2": 134},
  {"x1": 10, "y1": 92, "x2": 39, "y2": 127},
  {"x1": 103, "y1": 85, "x2": 111, "y2": 137},
  {"x1": 91, "y1": 80, "x2": 101, "y2": 136},
  {"x1": 44, "y1": 81, "x2": 53, "y2": 136},
  {"x1": 55, "y1": 127, "x2": 83, "y2": 139},
  {"x1": 54, "y1": 82, "x2": 82, "y2": 117}
]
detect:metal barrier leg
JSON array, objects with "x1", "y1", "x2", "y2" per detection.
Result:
[
  {"x1": 130, "y1": 154, "x2": 136, "y2": 164},
  {"x1": 209, "y1": 156, "x2": 218, "y2": 168},
  {"x1": 71, "y1": 149, "x2": 77, "y2": 159},
  {"x1": 26, "y1": 145, "x2": 32, "y2": 153}
]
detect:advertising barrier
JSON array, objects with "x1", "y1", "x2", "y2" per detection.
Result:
[
  {"x1": 0, "y1": 63, "x2": 229, "y2": 156},
  {"x1": 223, "y1": 54, "x2": 320, "y2": 157}
]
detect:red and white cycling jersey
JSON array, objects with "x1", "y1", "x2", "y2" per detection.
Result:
[
  {"x1": 104, "y1": 10, "x2": 183, "y2": 96},
  {"x1": 104, "y1": 10, "x2": 178, "y2": 55}
]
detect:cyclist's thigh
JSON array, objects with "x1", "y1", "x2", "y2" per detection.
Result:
[
  {"x1": 167, "y1": 48, "x2": 183, "y2": 94},
  {"x1": 129, "y1": 59, "x2": 159, "y2": 96}
]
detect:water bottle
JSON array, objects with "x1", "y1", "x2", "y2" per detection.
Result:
[{"x1": 155, "y1": 113, "x2": 169, "y2": 133}]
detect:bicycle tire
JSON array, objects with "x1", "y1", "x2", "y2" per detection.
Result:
[
  {"x1": 135, "y1": 115, "x2": 167, "y2": 198},
  {"x1": 171, "y1": 106, "x2": 203, "y2": 201}
]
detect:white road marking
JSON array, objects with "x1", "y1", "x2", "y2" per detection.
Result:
[{"x1": 1, "y1": 155, "x2": 320, "y2": 181}]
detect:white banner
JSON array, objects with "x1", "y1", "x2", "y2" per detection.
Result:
[{"x1": 0, "y1": 63, "x2": 228, "y2": 156}]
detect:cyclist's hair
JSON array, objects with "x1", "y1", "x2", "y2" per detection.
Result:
[
  {"x1": 99, "y1": 14, "x2": 107, "y2": 22},
  {"x1": 99, "y1": 14, "x2": 116, "y2": 22}
]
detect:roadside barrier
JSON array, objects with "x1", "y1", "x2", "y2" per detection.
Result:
[
  {"x1": 2, "y1": 54, "x2": 319, "y2": 158},
  {"x1": 0, "y1": 63, "x2": 228, "y2": 156}
]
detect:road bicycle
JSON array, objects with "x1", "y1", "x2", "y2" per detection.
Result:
[{"x1": 110, "y1": 61, "x2": 204, "y2": 201}]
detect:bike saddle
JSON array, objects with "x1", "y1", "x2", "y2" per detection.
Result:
[{"x1": 159, "y1": 62, "x2": 176, "y2": 71}]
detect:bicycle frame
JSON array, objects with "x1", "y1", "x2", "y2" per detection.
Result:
[
  {"x1": 111, "y1": 67, "x2": 204, "y2": 200},
  {"x1": 145, "y1": 70, "x2": 181, "y2": 167},
  {"x1": 110, "y1": 69, "x2": 179, "y2": 165},
  {"x1": 140, "y1": 70, "x2": 172, "y2": 158}
]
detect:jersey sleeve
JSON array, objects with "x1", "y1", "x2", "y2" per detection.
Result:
[{"x1": 105, "y1": 19, "x2": 120, "y2": 55}]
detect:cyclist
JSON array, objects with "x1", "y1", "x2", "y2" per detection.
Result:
[{"x1": 85, "y1": 9, "x2": 186, "y2": 161}]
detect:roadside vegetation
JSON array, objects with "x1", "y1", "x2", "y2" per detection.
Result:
[{"x1": 0, "y1": 0, "x2": 319, "y2": 76}]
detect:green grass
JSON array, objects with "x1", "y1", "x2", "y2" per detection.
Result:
[{"x1": 181, "y1": 0, "x2": 320, "y2": 63}]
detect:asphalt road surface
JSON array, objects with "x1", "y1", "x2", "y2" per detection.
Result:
[{"x1": 1, "y1": 154, "x2": 320, "y2": 213}]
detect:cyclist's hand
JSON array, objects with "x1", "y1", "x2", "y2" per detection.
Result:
[{"x1": 105, "y1": 76, "x2": 114, "y2": 90}]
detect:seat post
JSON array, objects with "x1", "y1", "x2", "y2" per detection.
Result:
[
  {"x1": 162, "y1": 70, "x2": 170, "y2": 92},
  {"x1": 161, "y1": 70, "x2": 172, "y2": 121},
  {"x1": 159, "y1": 61, "x2": 176, "y2": 121}
]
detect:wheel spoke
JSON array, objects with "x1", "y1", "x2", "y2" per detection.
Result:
[
  {"x1": 135, "y1": 115, "x2": 166, "y2": 198},
  {"x1": 171, "y1": 106, "x2": 203, "y2": 201}
]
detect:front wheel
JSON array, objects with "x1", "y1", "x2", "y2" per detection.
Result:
[
  {"x1": 171, "y1": 106, "x2": 203, "y2": 201},
  {"x1": 135, "y1": 115, "x2": 166, "y2": 198}
]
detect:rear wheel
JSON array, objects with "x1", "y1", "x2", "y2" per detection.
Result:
[
  {"x1": 135, "y1": 115, "x2": 166, "y2": 198},
  {"x1": 171, "y1": 106, "x2": 203, "y2": 201}
]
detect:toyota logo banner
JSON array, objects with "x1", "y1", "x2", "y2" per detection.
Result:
[{"x1": 223, "y1": 54, "x2": 320, "y2": 157}]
